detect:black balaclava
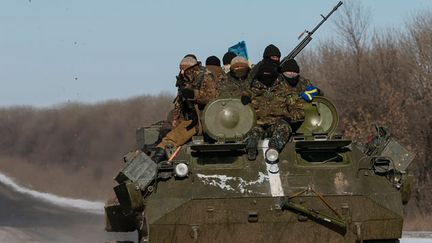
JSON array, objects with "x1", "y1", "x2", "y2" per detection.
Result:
[
  {"x1": 285, "y1": 76, "x2": 299, "y2": 86},
  {"x1": 280, "y1": 59, "x2": 300, "y2": 86},
  {"x1": 256, "y1": 61, "x2": 279, "y2": 86},
  {"x1": 263, "y1": 44, "x2": 281, "y2": 64}
]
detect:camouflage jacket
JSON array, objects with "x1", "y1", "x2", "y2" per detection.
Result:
[
  {"x1": 281, "y1": 75, "x2": 324, "y2": 96},
  {"x1": 250, "y1": 78, "x2": 305, "y2": 125},
  {"x1": 206, "y1": 65, "x2": 225, "y2": 84},
  {"x1": 172, "y1": 67, "x2": 218, "y2": 128},
  {"x1": 283, "y1": 76, "x2": 312, "y2": 93},
  {"x1": 217, "y1": 72, "x2": 251, "y2": 98},
  {"x1": 247, "y1": 60, "x2": 262, "y2": 83}
]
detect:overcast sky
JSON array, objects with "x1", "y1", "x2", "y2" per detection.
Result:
[{"x1": 1, "y1": 0, "x2": 431, "y2": 107}]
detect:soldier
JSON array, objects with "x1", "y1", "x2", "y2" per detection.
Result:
[
  {"x1": 218, "y1": 56, "x2": 251, "y2": 98},
  {"x1": 248, "y1": 44, "x2": 282, "y2": 81},
  {"x1": 262, "y1": 44, "x2": 281, "y2": 64},
  {"x1": 222, "y1": 51, "x2": 237, "y2": 73},
  {"x1": 205, "y1": 55, "x2": 225, "y2": 84},
  {"x1": 245, "y1": 61, "x2": 304, "y2": 160},
  {"x1": 279, "y1": 58, "x2": 321, "y2": 101},
  {"x1": 152, "y1": 56, "x2": 218, "y2": 162}
]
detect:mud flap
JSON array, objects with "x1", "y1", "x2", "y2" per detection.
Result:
[
  {"x1": 114, "y1": 181, "x2": 144, "y2": 213},
  {"x1": 105, "y1": 199, "x2": 136, "y2": 232}
]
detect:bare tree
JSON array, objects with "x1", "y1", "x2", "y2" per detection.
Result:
[
  {"x1": 333, "y1": 0, "x2": 371, "y2": 72},
  {"x1": 400, "y1": 11, "x2": 432, "y2": 101}
]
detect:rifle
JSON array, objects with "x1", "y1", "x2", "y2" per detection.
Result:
[
  {"x1": 280, "y1": 1, "x2": 343, "y2": 66},
  {"x1": 175, "y1": 75, "x2": 198, "y2": 125}
]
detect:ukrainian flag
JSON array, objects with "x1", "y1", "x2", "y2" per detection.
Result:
[{"x1": 228, "y1": 41, "x2": 249, "y2": 60}]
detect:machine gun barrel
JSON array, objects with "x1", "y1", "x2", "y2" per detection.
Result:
[
  {"x1": 281, "y1": 199, "x2": 347, "y2": 233},
  {"x1": 280, "y1": 1, "x2": 343, "y2": 66}
]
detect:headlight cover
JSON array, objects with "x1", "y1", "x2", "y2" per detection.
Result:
[
  {"x1": 265, "y1": 148, "x2": 279, "y2": 163},
  {"x1": 174, "y1": 163, "x2": 189, "y2": 178}
]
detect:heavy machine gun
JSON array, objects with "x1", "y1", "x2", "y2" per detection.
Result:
[{"x1": 280, "y1": 1, "x2": 343, "y2": 66}]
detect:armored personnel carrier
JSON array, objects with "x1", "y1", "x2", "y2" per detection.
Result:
[{"x1": 105, "y1": 97, "x2": 414, "y2": 243}]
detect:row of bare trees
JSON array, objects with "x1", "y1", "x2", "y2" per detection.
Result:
[
  {"x1": 0, "y1": 94, "x2": 172, "y2": 169},
  {"x1": 299, "y1": 2, "x2": 432, "y2": 222}
]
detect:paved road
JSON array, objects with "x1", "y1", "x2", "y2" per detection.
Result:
[
  {"x1": 0, "y1": 180, "x2": 134, "y2": 243},
  {"x1": 0, "y1": 171, "x2": 431, "y2": 243},
  {"x1": 402, "y1": 232, "x2": 432, "y2": 243}
]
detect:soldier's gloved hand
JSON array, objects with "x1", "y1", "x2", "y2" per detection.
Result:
[
  {"x1": 300, "y1": 85, "x2": 319, "y2": 102},
  {"x1": 179, "y1": 87, "x2": 195, "y2": 99},
  {"x1": 241, "y1": 95, "x2": 252, "y2": 105}
]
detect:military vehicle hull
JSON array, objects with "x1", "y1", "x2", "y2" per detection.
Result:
[
  {"x1": 105, "y1": 97, "x2": 413, "y2": 243},
  {"x1": 142, "y1": 142, "x2": 403, "y2": 242}
]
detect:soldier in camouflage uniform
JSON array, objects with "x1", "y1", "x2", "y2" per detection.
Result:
[
  {"x1": 171, "y1": 56, "x2": 218, "y2": 126},
  {"x1": 245, "y1": 61, "x2": 305, "y2": 160},
  {"x1": 218, "y1": 56, "x2": 251, "y2": 98},
  {"x1": 279, "y1": 58, "x2": 322, "y2": 98},
  {"x1": 205, "y1": 55, "x2": 225, "y2": 84},
  {"x1": 248, "y1": 44, "x2": 281, "y2": 82},
  {"x1": 153, "y1": 56, "x2": 218, "y2": 162}
]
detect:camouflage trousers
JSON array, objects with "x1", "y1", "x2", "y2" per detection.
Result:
[{"x1": 246, "y1": 119, "x2": 292, "y2": 151}]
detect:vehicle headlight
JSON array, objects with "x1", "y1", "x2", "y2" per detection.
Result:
[
  {"x1": 268, "y1": 164, "x2": 279, "y2": 174},
  {"x1": 174, "y1": 163, "x2": 189, "y2": 178},
  {"x1": 265, "y1": 148, "x2": 279, "y2": 163}
]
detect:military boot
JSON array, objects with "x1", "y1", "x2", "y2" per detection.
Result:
[
  {"x1": 268, "y1": 137, "x2": 284, "y2": 152},
  {"x1": 151, "y1": 147, "x2": 167, "y2": 163},
  {"x1": 268, "y1": 120, "x2": 292, "y2": 151},
  {"x1": 246, "y1": 136, "x2": 259, "y2": 161}
]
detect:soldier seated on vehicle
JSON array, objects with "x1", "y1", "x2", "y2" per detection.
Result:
[
  {"x1": 152, "y1": 56, "x2": 218, "y2": 163},
  {"x1": 248, "y1": 44, "x2": 281, "y2": 81},
  {"x1": 217, "y1": 56, "x2": 251, "y2": 99},
  {"x1": 205, "y1": 55, "x2": 225, "y2": 84},
  {"x1": 244, "y1": 60, "x2": 305, "y2": 160},
  {"x1": 279, "y1": 58, "x2": 322, "y2": 101}
]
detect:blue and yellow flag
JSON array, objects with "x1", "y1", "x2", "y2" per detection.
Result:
[{"x1": 228, "y1": 41, "x2": 249, "y2": 60}]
